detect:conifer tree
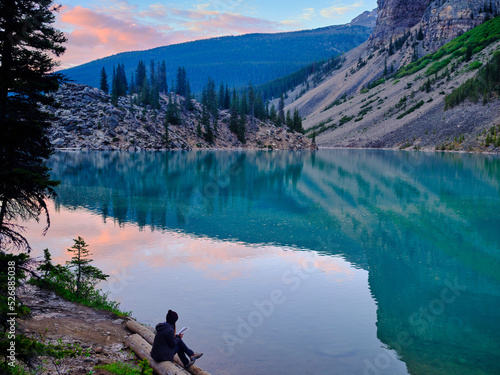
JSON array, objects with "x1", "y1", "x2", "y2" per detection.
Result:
[
  {"x1": 292, "y1": 108, "x2": 304, "y2": 134},
  {"x1": 237, "y1": 113, "x2": 246, "y2": 144},
  {"x1": 278, "y1": 93, "x2": 285, "y2": 125},
  {"x1": 240, "y1": 88, "x2": 248, "y2": 115},
  {"x1": 0, "y1": 0, "x2": 66, "y2": 251},
  {"x1": 175, "y1": 67, "x2": 188, "y2": 97},
  {"x1": 248, "y1": 82, "x2": 255, "y2": 126},
  {"x1": 100, "y1": 67, "x2": 109, "y2": 93},
  {"x1": 286, "y1": 109, "x2": 293, "y2": 129},
  {"x1": 158, "y1": 60, "x2": 168, "y2": 93},
  {"x1": 270, "y1": 104, "x2": 277, "y2": 122},
  {"x1": 135, "y1": 60, "x2": 147, "y2": 92},
  {"x1": 66, "y1": 237, "x2": 108, "y2": 297},
  {"x1": 111, "y1": 67, "x2": 118, "y2": 105},
  {"x1": 219, "y1": 82, "x2": 225, "y2": 110},
  {"x1": 224, "y1": 85, "x2": 231, "y2": 110}
]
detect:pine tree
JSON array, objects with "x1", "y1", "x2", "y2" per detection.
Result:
[
  {"x1": 66, "y1": 237, "x2": 108, "y2": 297},
  {"x1": 166, "y1": 93, "x2": 181, "y2": 125},
  {"x1": 175, "y1": 67, "x2": 188, "y2": 97},
  {"x1": 248, "y1": 82, "x2": 255, "y2": 126},
  {"x1": 237, "y1": 113, "x2": 246, "y2": 144},
  {"x1": 158, "y1": 60, "x2": 168, "y2": 93},
  {"x1": 99, "y1": 67, "x2": 109, "y2": 93},
  {"x1": 0, "y1": 0, "x2": 66, "y2": 251},
  {"x1": 224, "y1": 84, "x2": 231, "y2": 109},
  {"x1": 278, "y1": 93, "x2": 285, "y2": 125},
  {"x1": 219, "y1": 82, "x2": 225, "y2": 110},
  {"x1": 270, "y1": 104, "x2": 277, "y2": 122},
  {"x1": 240, "y1": 88, "x2": 248, "y2": 115},
  {"x1": 292, "y1": 108, "x2": 304, "y2": 134},
  {"x1": 286, "y1": 109, "x2": 293, "y2": 129},
  {"x1": 201, "y1": 104, "x2": 214, "y2": 144},
  {"x1": 111, "y1": 67, "x2": 118, "y2": 105},
  {"x1": 135, "y1": 60, "x2": 147, "y2": 92},
  {"x1": 229, "y1": 102, "x2": 239, "y2": 135}
]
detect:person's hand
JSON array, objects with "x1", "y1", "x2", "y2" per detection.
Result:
[{"x1": 179, "y1": 333, "x2": 184, "y2": 339}]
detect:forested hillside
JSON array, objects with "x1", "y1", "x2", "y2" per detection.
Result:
[{"x1": 60, "y1": 23, "x2": 372, "y2": 93}]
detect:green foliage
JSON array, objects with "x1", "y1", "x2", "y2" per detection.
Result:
[
  {"x1": 99, "y1": 67, "x2": 109, "y2": 94},
  {"x1": 339, "y1": 116, "x2": 354, "y2": 126},
  {"x1": 95, "y1": 359, "x2": 153, "y2": 375},
  {"x1": 426, "y1": 57, "x2": 452, "y2": 76},
  {"x1": 445, "y1": 51, "x2": 500, "y2": 109},
  {"x1": 165, "y1": 94, "x2": 181, "y2": 126},
  {"x1": 1, "y1": 334, "x2": 86, "y2": 374},
  {"x1": 0, "y1": 252, "x2": 94, "y2": 374},
  {"x1": 62, "y1": 25, "x2": 371, "y2": 93},
  {"x1": 397, "y1": 100, "x2": 425, "y2": 119},
  {"x1": 32, "y1": 242, "x2": 127, "y2": 316},
  {"x1": 111, "y1": 64, "x2": 128, "y2": 105},
  {"x1": 469, "y1": 61, "x2": 483, "y2": 70},
  {"x1": 257, "y1": 55, "x2": 344, "y2": 102},
  {"x1": 0, "y1": 0, "x2": 65, "y2": 252},
  {"x1": 396, "y1": 15, "x2": 500, "y2": 79},
  {"x1": 482, "y1": 124, "x2": 500, "y2": 147},
  {"x1": 66, "y1": 237, "x2": 108, "y2": 298},
  {"x1": 322, "y1": 94, "x2": 346, "y2": 112}
]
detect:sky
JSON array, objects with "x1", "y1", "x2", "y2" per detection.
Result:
[{"x1": 54, "y1": 0, "x2": 377, "y2": 68}]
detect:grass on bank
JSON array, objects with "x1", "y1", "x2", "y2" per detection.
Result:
[
  {"x1": 94, "y1": 359, "x2": 153, "y2": 375},
  {"x1": 30, "y1": 237, "x2": 131, "y2": 317}
]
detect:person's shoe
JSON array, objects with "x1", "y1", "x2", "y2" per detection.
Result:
[
  {"x1": 184, "y1": 358, "x2": 195, "y2": 368},
  {"x1": 190, "y1": 352, "x2": 203, "y2": 361}
]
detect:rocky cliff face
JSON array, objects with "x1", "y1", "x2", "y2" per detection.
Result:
[
  {"x1": 44, "y1": 84, "x2": 315, "y2": 151},
  {"x1": 369, "y1": 0, "x2": 430, "y2": 47},
  {"x1": 419, "y1": 0, "x2": 499, "y2": 51},
  {"x1": 370, "y1": 0, "x2": 500, "y2": 51}
]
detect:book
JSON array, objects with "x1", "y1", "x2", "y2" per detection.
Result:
[{"x1": 178, "y1": 326, "x2": 189, "y2": 335}]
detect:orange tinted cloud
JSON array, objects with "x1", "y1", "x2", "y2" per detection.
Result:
[{"x1": 54, "y1": 4, "x2": 283, "y2": 68}]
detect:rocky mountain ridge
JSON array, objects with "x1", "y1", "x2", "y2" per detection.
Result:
[
  {"x1": 284, "y1": 1, "x2": 500, "y2": 152},
  {"x1": 44, "y1": 84, "x2": 315, "y2": 151}
]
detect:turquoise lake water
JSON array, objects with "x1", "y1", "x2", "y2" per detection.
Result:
[{"x1": 24, "y1": 150, "x2": 500, "y2": 375}]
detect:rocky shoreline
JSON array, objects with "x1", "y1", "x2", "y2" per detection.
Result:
[
  {"x1": 18, "y1": 283, "x2": 135, "y2": 374},
  {"x1": 44, "y1": 83, "x2": 316, "y2": 152}
]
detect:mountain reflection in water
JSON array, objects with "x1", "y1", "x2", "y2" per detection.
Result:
[{"x1": 45, "y1": 150, "x2": 500, "y2": 375}]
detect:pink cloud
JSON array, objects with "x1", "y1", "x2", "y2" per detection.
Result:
[
  {"x1": 54, "y1": 4, "x2": 284, "y2": 68},
  {"x1": 185, "y1": 13, "x2": 280, "y2": 35}
]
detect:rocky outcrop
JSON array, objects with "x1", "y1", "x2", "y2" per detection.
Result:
[
  {"x1": 349, "y1": 9, "x2": 378, "y2": 28},
  {"x1": 370, "y1": 0, "x2": 500, "y2": 51},
  {"x1": 44, "y1": 84, "x2": 316, "y2": 151},
  {"x1": 369, "y1": 0, "x2": 430, "y2": 47},
  {"x1": 419, "y1": 0, "x2": 498, "y2": 51}
]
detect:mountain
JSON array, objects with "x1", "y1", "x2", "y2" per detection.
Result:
[
  {"x1": 349, "y1": 9, "x2": 378, "y2": 28},
  {"x1": 60, "y1": 21, "x2": 373, "y2": 93},
  {"x1": 283, "y1": 0, "x2": 500, "y2": 151}
]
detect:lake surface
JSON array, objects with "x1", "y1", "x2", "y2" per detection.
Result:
[{"x1": 24, "y1": 150, "x2": 500, "y2": 375}]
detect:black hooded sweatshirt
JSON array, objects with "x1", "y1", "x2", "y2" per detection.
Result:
[{"x1": 150, "y1": 322, "x2": 178, "y2": 362}]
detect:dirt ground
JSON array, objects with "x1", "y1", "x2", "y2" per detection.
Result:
[{"x1": 17, "y1": 283, "x2": 139, "y2": 374}]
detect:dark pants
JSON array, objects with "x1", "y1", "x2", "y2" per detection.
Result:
[{"x1": 175, "y1": 337, "x2": 194, "y2": 367}]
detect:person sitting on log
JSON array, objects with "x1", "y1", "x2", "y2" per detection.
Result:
[{"x1": 151, "y1": 309, "x2": 203, "y2": 368}]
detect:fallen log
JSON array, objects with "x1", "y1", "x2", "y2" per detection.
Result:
[
  {"x1": 125, "y1": 319, "x2": 211, "y2": 375},
  {"x1": 126, "y1": 319, "x2": 155, "y2": 344},
  {"x1": 124, "y1": 334, "x2": 190, "y2": 375}
]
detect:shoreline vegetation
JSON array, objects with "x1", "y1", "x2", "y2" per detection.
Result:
[{"x1": 2, "y1": 237, "x2": 209, "y2": 374}]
